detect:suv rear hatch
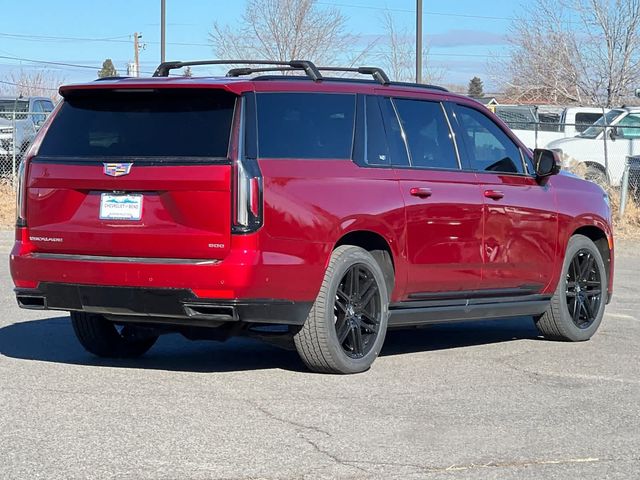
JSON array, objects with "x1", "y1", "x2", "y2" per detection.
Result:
[{"x1": 25, "y1": 87, "x2": 237, "y2": 260}]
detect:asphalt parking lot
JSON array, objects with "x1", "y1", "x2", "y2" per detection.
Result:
[{"x1": 1, "y1": 231, "x2": 639, "y2": 480}]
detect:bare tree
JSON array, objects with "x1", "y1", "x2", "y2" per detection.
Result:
[
  {"x1": 583, "y1": 0, "x2": 640, "y2": 106},
  {"x1": 0, "y1": 69, "x2": 65, "y2": 100},
  {"x1": 209, "y1": 0, "x2": 372, "y2": 68},
  {"x1": 377, "y1": 10, "x2": 445, "y2": 84},
  {"x1": 501, "y1": 0, "x2": 640, "y2": 107}
]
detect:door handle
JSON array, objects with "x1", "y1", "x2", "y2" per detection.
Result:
[
  {"x1": 409, "y1": 187, "x2": 432, "y2": 198},
  {"x1": 484, "y1": 189, "x2": 504, "y2": 200}
]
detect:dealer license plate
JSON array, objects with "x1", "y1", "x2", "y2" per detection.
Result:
[{"x1": 99, "y1": 193, "x2": 143, "y2": 220}]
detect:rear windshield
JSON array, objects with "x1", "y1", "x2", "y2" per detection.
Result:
[
  {"x1": 256, "y1": 92, "x2": 356, "y2": 159},
  {"x1": 38, "y1": 89, "x2": 236, "y2": 159}
]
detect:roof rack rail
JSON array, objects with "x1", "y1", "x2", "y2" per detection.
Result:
[
  {"x1": 153, "y1": 59, "x2": 322, "y2": 81},
  {"x1": 152, "y1": 59, "x2": 448, "y2": 91},
  {"x1": 316, "y1": 66, "x2": 390, "y2": 85},
  {"x1": 388, "y1": 81, "x2": 449, "y2": 92},
  {"x1": 227, "y1": 64, "x2": 391, "y2": 85}
]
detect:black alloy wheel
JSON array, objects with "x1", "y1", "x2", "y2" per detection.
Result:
[
  {"x1": 565, "y1": 248, "x2": 602, "y2": 329},
  {"x1": 334, "y1": 264, "x2": 382, "y2": 359}
]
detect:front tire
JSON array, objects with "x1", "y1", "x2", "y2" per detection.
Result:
[
  {"x1": 535, "y1": 235, "x2": 607, "y2": 341},
  {"x1": 71, "y1": 312, "x2": 158, "y2": 358},
  {"x1": 294, "y1": 246, "x2": 390, "y2": 374},
  {"x1": 584, "y1": 166, "x2": 608, "y2": 189}
]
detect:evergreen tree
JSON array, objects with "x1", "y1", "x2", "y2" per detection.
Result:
[
  {"x1": 97, "y1": 59, "x2": 118, "y2": 78},
  {"x1": 183, "y1": 66, "x2": 193, "y2": 77},
  {"x1": 467, "y1": 76, "x2": 484, "y2": 97}
]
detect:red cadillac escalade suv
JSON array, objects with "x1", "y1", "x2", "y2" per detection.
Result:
[{"x1": 10, "y1": 60, "x2": 614, "y2": 374}]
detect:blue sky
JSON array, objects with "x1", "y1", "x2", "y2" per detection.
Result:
[{"x1": 0, "y1": 0, "x2": 520, "y2": 90}]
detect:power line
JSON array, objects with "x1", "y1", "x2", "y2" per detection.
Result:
[
  {"x1": 0, "y1": 31, "x2": 211, "y2": 48},
  {"x1": 0, "y1": 32, "x2": 131, "y2": 44},
  {"x1": 317, "y1": 1, "x2": 516, "y2": 21},
  {"x1": 0, "y1": 54, "x2": 157, "y2": 76},
  {"x1": 0, "y1": 79, "x2": 58, "y2": 92},
  {"x1": 0, "y1": 54, "x2": 101, "y2": 71}
]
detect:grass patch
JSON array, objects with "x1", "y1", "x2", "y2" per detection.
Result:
[
  {"x1": 0, "y1": 180, "x2": 15, "y2": 229},
  {"x1": 609, "y1": 189, "x2": 640, "y2": 239}
]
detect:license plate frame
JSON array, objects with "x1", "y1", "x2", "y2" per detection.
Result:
[{"x1": 99, "y1": 193, "x2": 143, "y2": 221}]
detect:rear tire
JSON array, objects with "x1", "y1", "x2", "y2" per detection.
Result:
[
  {"x1": 71, "y1": 312, "x2": 158, "y2": 358},
  {"x1": 294, "y1": 246, "x2": 389, "y2": 374},
  {"x1": 534, "y1": 235, "x2": 607, "y2": 341}
]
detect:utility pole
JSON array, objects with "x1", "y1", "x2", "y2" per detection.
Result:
[
  {"x1": 161, "y1": 0, "x2": 166, "y2": 63},
  {"x1": 416, "y1": 0, "x2": 423, "y2": 84},
  {"x1": 133, "y1": 32, "x2": 142, "y2": 77}
]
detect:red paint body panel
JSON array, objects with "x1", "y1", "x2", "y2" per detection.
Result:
[
  {"x1": 26, "y1": 163, "x2": 232, "y2": 259},
  {"x1": 395, "y1": 169, "x2": 483, "y2": 294},
  {"x1": 478, "y1": 173, "x2": 558, "y2": 290},
  {"x1": 10, "y1": 75, "x2": 615, "y2": 313}
]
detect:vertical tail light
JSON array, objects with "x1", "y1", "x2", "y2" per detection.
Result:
[
  {"x1": 232, "y1": 96, "x2": 263, "y2": 234},
  {"x1": 16, "y1": 154, "x2": 29, "y2": 228},
  {"x1": 233, "y1": 158, "x2": 263, "y2": 233}
]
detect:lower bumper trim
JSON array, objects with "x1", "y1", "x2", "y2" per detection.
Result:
[{"x1": 15, "y1": 283, "x2": 312, "y2": 326}]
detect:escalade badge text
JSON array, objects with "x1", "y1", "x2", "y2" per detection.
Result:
[{"x1": 103, "y1": 163, "x2": 133, "y2": 177}]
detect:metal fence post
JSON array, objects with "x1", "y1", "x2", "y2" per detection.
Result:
[
  {"x1": 620, "y1": 157, "x2": 631, "y2": 218},
  {"x1": 11, "y1": 110, "x2": 16, "y2": 184},
  {"x1": 534, "y1": 106, "x2": 539, "y2": 149},
  {"x1": 602, "y1": 106, "x2": 609, "y2": 176}
]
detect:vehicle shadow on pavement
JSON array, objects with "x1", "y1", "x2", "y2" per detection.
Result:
[
  {"x1": 0, "y1": 315, "x2": 541, "y2": 373},
  {"x1": 381, "y1": 316, "x2": 541, "y2": 357}
]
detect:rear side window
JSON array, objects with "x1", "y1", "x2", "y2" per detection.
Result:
[
  {"x1": 38, "y1": 90, "x2": 236, "y2": 158},
  {"x1": 256, "y1": 93, "x2": 355, "y2": 159},
  {"x1": 575, "y1": 112, "x2": 602, "y2": 132},
  {"x1": 454, "y1": 105, "x2": 524, "y2": 174},
  {"x1": 393, "y1": 98, "x2": 458, "y2": 170}
]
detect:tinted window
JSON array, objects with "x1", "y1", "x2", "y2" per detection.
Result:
[
  {"x1": 393, "y1": 98, "x2": 458, "y2": 170},
  {"x1": 575, "y1": 112, "x2": 602, "y2": 132},
  {"x1": 616, "y1": 113, "x2": 640, "y2": 139},
  {"x1": 0, "y1": 100, "x2": 28, "y2": 120},
  {"x1": 257, "y1": 93, "x2": 355, "y2": 159},
  {"x1": 379, "y1": 97, "x2": 409, "y2": 166},
  {"x1": 364, "y1": 96, "x2": 390, "y2": 166},
  {"x1": 42, "y1": 101, "x2": 54, "y2": 113},
  {"x1": 38, "y1": 90, "x2": 235, "y2": 158},
  {"x1": 494, "y1": 106, "x2": 537, "y2": 130},
  {"x1": 31, "y1": 101, "x2": 45, "y2": 124},
  {"x1": 455, "y1": 105, "x2": 524, "y2": 174}
]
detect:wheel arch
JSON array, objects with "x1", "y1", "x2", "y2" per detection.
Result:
[
  {"x1": 333, "y1": 229, "x2": 400, "y2": 300},
  {"x1": 571, "y1": 225, "x2": 611, "y2": 291}
]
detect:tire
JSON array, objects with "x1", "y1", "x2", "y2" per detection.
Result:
[
  {"x1": 534, "y1": 235, "x2": 607, "y2": 341},
  {"x1": 584, "y1": 166, "x2": 608, "y2": 189},
  {"x1": 71, "y1": 311, "x2": 158, "y2": 358},
  {"x1": 294, "y1": 245, "x2": 390, "y2": 374}
]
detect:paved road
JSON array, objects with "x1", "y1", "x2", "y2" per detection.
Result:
[{"x1": 1, "y1": 232, "x2": 639, "y2": 479}]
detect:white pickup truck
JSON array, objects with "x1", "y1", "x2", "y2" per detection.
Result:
[
  {"x1": 547, "y1": 107, "x2": 640, "y2": 187},
  {"x1": 0, "y1": 96, "x2": 55, "y2": 168},
  {"x1": 493, "y1": 105, "x2": 607, "y2": 149}
]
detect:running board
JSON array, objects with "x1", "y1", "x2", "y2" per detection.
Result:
[{"x1": 388, "y1": 297, "x2": 551, "y2": 327}]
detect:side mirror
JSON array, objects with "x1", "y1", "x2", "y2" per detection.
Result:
[
  {"x1": 609, "y1": 126, "x2": 619, "y2": 141},
  {"x1": 533, "y1": 148, "x2": 561, "y2": 179}
]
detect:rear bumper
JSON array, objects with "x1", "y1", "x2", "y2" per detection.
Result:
[
  {"x1": 15, "y1": 283, "x2": 311, "y2": 326},
  {"x1": 10, "y1": 228, "x2": 329, "y2": 301}
]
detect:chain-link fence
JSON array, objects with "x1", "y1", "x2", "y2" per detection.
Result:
[
  {"x1": 0, "y1": 110, "x2": 48, "y2": 182},
  {"x1": 501, "y1": 113, "x2": 640, "y2": 219}
]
